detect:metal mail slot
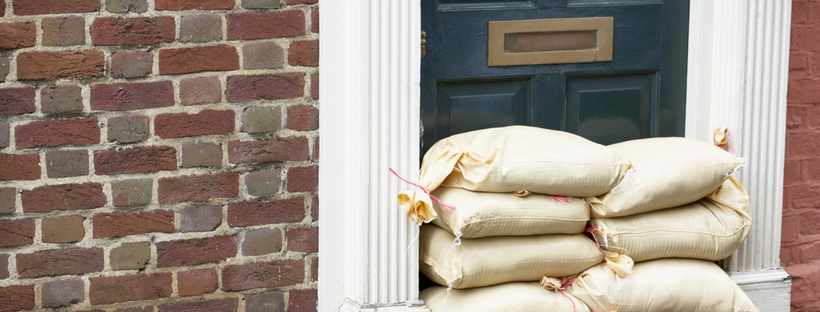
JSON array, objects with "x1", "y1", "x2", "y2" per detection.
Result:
[{"x1": 488, "y1": 17, "x2": 614, "y2": 66}]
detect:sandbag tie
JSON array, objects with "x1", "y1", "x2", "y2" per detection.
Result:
[
  {"x1": 389, "y1": 167, "x2": 456, "y2": 212},
  {"x1": 584, "y1": 226, "x2": 607, "y2": 249},
  {"x1": 551, "y1": 195, "x2": 572, "y2": 202},
  {"x1": 451, "y1": 229, "x2": 463, "y2": 249},
  {"x1": 714, "y1": 127, "x2": 739, "y2": 156},
  {"x1": 540, "y1": 276, "x2": 578, "y2": 312}
]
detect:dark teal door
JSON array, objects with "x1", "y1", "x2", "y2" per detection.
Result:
[{"x1": 421, "y1": 0, "x2": 689, "y2": 153}]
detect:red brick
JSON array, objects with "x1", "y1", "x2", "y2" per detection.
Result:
[
  {"x1": 114, "y1": 308, "x2": 152, "y2": 312},
  {"x1": 0, "y1": 219, "x2": 34, "y2": 247},
  {"x1": 91, "y1": 81, "x2": 175, "y2": 111},
  {"x1": 793, "y1": 0, "x2": 809, "y2": 24},
  {"x1": 289, "y1": 289, "x2": 317, "y2": 312},
  {"x1": 41, "y1": 279, "x2": 84, "y2": 308},
  {"x1": 17, "y1": 50, "x2": 105, "y2": 80},
  {"x1": 180, "y1": 205, "x2": 222, "y2": 232},
  {"x1": 0, "y1": 0, "x2": 4, "y2": 16},
  {"x1": 287, "y1": 227, "x2": 318, "y2": 253},
  {"x1": 790, "y1": 51, "x2": 810, "y2": 79},
  {"x1": 786, "y1": 262, "x2": 820, "y2": 309},
  {"x1": 0, "y1": 22, "x2": 36, "y2": 49},
  {"x1": 222, "y1": 259, "x2": 304, "y2": 291},
  {"x1": 788, "y1": 104, "x2": 806, "y2": 130},
  {"x1": 156, "y1": 0, "x2": 234, "y2": 10},
  {"x1": 13, "y1": 0, "x2": 99, "y2": 15},
  {"x1": 228, "y1": 136, "x2": 309, "y2": 164},
  {"x1": 289, "y1": 40, "x2": 318, "y2": 67},
  {"x1": 158, "y1": 172, "x2": 239, "y2": 204},
  {"x1": 0, "y1": 153, "x2": 40, "y2": 181},
  {"x1": 177, "y1": 268, "x2": 218, "y2": 297},
  {"x1": 228, "y1": 197, "x2": 304, "y2": 227},
  {"x1": 310, "y1": 257, "x2": 318, "y2": 281},
  {"x1": 90, "y1": 273, "x2": 172, "y2": 305},
  {"x1": 227, "y1": 11, "x2": 305, "y2": 40},
  {"x1": 311, "y1": 7, "x2": 319, "y2": 33},
  {"x1": 157, "y1": 236, "x2": 237, "y2": 267},
  {"x1": 227, "y1": 74, "x2": 305, "y2": 102},
  {"x1": 287, "y1": 105, "x2": 319, "y2": 131},
  {"x1": 15, "y1": 117, "x2": 99, "y2": 148},
  {"x1": 311, "y1": 196, "x2": 318, "y2": 221},
  {"x1": 788, "y1": 78, "x2": 820, "y2": 104},
  {"x1": 786, "y1": 131, "x2": 820, "y2": 159},
  {"x1": 42, "y1": 17, "x2": 86, "y2": 46},
  {"x1": 180, "y1": 76, "x2": 222, "y2": 105},
  {"x1": 160, "y1": 299, "x2": 237, "y2": 312},
  {"x1": 41, "y1": 85, "x2": 83, "y2": 115},
  {"x1": 159, "y1": 45, "x2": 239, "y2": 75},
  {"x1": 311, "y1": 72, "x2": 319, "y2": 100},
  {"x1": 110, "y1": 51, "x2": 152, "y2": 78},
  {"x1": 808, "y1": 104, "x2": 820, "y2": 129},
  {"x1": 797, "y1": 241, "x2": 820, "y2": 264},
  {"x1": 21, "y1": 183, "x2": 106, "y2": 213},
  {"x1": 0, "y1": 286, "x2": 34, "y2": 312},
  {"x1": 94, "y1": 146, "x2": 176, "y2": 175},
  {"x1": 17, "y1": 248, "x2": 103, "y2": 278},
  {"x1": 155, "y1": 110, "x2": 235, "y2": 139},
  {"x1": 93, "y1": 210, "x2": 175, "y2": 238},
  {"x1": 0, "y1": 87, "x2": 35, "y2": 116},
  {"x1": 793, "y1": 26, "x2": 820, "y2": 53},
  {"x1": 785, "y1": 158, "x2": 802, "y2": 186},
  {"x1": 91, "y1": 17, "x2": 175, "y2": 46},
  {"x1": 288, "y1": 166, "x2": 318, "y2": 192}
]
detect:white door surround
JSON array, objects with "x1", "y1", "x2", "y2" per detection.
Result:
[{"x1": 319, "y1": 0, "x2": 793, "y2": 311}]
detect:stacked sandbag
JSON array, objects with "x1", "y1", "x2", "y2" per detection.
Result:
[{"x1": 421, "y1": 282, "x2": 590, "y2": 312}]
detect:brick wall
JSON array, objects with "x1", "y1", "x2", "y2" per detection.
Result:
[{"x1": 0, "y1": 0, "x2": 319, "y2": 311}]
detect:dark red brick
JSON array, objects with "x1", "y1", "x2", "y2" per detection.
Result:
[
  {"x1": 242, "y1": 228, "x2": 282, "y2": 256},
  {"x1": 228, "y1": 136, "x2": 309, "y2": 164},
  {"x1": 15, "y1": 117, "x2": 99, "y2": 148},
  {"x1": 177, "y1": 268, "x2": 218, "y2": 297},
  {"x1": 91, "y1": 17, "x2": 175, "y2": 46},
  {"x1": 159, "y1": 45, "x2": 239, "y2": 75},
  {"x1": 287, "y1": 105, "x2": 319, "y2": 131},
  {"x1": 90, "y1": 273, "x2": 172, "y2": 305},
  {"x1": 287, "y1": 227, "x2": 318, "y2": 253},
  {"x1": 0, "y1": 254, "x2": 8, "y2": 279},
  {"x1": 228, "y1": 197, "x2": 304, "y2": 227},
  {"x1": 13, "y1": 0, "x2": 99, "y2": 15},
  {"x1": 160, "y1": 298, "x2": 237, "y2": 312},
  {"x1": 42, "y1": 215, "x2": 85, "y2": 243},
  {"x1": 180, "y1": 205, "x2": 222, "y2": 233},
  {"x1": 227, "y1": 74, "x2": 304, "y2": 102},
  {"x1": 45, "y1": 150, "x2": 89, "y2": 178},
  {"x1": 222, "y1": 259, "x2": 304, "y2": 291},
  {"x1": 158, "y1": 172, "x2": 239, "y2": 204},
  {"x1": 180, "y1": 76, "x2": 222, "y2": 105},
  {"x1": 21, "y1": 183, "x2": 105, "y2": 213},
  {"x1": 311, "y1": 196, "x2": 318, "y2": 221},
  {"x1": 0, "y1": 219, "x2": 34, "y2": 247},
  {"x1": 0, "y1": 188, "x2": 13, "y2": 214},
  {"x1": 114, "y1": 307, "x2": 152, "y2": 312},
  {"x1": 287, "y1": 166, "x2": 318, "y2": 192},
  {"x1": 17, "y1": 50, "x2": 105, "y2": 80},
  {"x1": 0, "y1": 22, "x2": 36, "y2": 49},
  {"x1": 155, "y1": 110, "x2": 235, "y2": 139},
  {"x1": 110, "y1": 51, "x2": 152, "y2": 78},
  {"x1": 93, "y1": 210, "x2": 175, "y2": 238},
  {"x1": 42, "y1": 17, "x2": 86, "y2": 46},
  {"x1": 310, "y1": 72, "x2": 318, "y2": 100},
  {"x1": 17, "y1": 248, "x2": 103, "y2": 278},
  {"x1": 289, "y1": 289, "x2": 317, "y2": 312},
  {"x1": 94, "y1": 146, "x2": 176, "y2": 175},
  {"x1": 0, "y1": 286, "x2": 34, "y2": 312},
  {"x1": 288, "y1": 40, "x2": 318, "y2": 67},
  {"x1": 41, "y1": 85, "x2": 83, "y2": 115},
  {"x1": 0, "y1": 153, "x2": 40, "y2": 181},
  {"x1": 42, "y1": 279, "x2": 84, "y2": 308},
  {"x1": 0, "y1": 87, "x2": 35, "y2": 117},
  {"x1": 157, "y1": 236, "x2": 237, "y2": 267},
  {"x1": 310, "y1": 257, "x2": 318, "y2": 282},
  {"x1": 0, "y1": 0, "x2": 4, "y2": 16},
  {"x1": 91, "y1": 81, "x2": 174, "y2": 111},
  {"x1": 156, "y1": 0, "x2": 234, "y2": 10},
  {"x1": 312, "y1": 7, "x2": 319, "y2": 33},
  {"x1": 227, "y1": 11, "x2": 305, "y2": 40}
]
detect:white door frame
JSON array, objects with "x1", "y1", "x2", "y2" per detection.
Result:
[{"x1": 319, "y1": 1, "x2": 793, "y2": 311}]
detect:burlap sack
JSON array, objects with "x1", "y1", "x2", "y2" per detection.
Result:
[
  {"x1": 430, "y1": 187, "x2": 589, "y2": 238},
  {"x1": 421, "y1": 282, "x2": 590, "y2": 312},
  {"x1": 566, "y1": 258, "x2": 759, "y2": 312},
  {"x1": 589, "y1": 137, "x2": 745, "y2": 218},
  {"x1": 589, "y1": 177, "x2": 751, "y2": 263},
  {"x1": 419, "y1": 224, "x2": 603, "y2": 289}
]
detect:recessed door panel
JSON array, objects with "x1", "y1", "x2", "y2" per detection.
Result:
[
  {"x1": 566, "y1": 75, "x2": 654, "y2": 145},
  {"x1": 434, "y1": 79, "x2": 529, "y2": 142}
]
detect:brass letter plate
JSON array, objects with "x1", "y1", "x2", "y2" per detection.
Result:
[{"x1": 488, "y1": 17, "x2": 613, "y2": 66}]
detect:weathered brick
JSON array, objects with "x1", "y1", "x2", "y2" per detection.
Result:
[
  {"x1": 0, "y1": 254, "x2": 8, "y2": 279},
  {"x1": 177, "y1": 268, "x2": 218, "y2": 296},
  {"x1": 287, "y1": 105, "x2": 319, "y2": 131},
  {"x1": 310, "y1": 72, "x2": 319, "y2": 100},
  {"x1": 158, "y1": 172, "x2": 239, "y2": 204},
  {"x1": 287, "y1": 227, "x2": 318, "y2": 253},
  {"x1": 155, "y1": 110, "x2": 235, "y2": 139},
  {"x1": 180, "y1": 205, "x2": 222, "y2": 232},
  {"x1": 157, "y1": 235, "x2": 237, "y2": 267},
  {"x1": 180, "y1": 15, "x2": 222, "y2": 43},
  {"x1": 112, "y1": 179, "x2": 152, "y2": 207},
  {"x1": 288, "y1": 40, "x2": 319, "y2": 67},
  {"x1": 0, "y1": 57, "x2": 8, "y2": 82},
  {"x1": 42, "y1": 216, "x2": 85, "y2": 243},
  {"x1": 107, "y1": 115, "x2": 150, "y2": 144},
  {"x1": 0, "y1": 188, "x2": 14, "y2": 214},
  {"x1": 0, "y1": 87, "x2": 35, "y2": 117},
  {"x1": 228, "y1": 197, "x2": 304, "y2": 227},
  {"x1": 246, "y1": 292, "x2": 285, "y2": 312},
  {"x1": 13, "y1": 0, "x2": 99, "y2": 15},
  {"x1": 41, "y1": 86, "x2": 83, "y2": 115},
  {"x1": 310, "y1": 257, "x2": 318, "y2": 281},
  {"x1": 180, "y1": 76, "x2": 222, "y2": 105},
  {"x1": 243, "y1": 0, "x2": 279, "y2": 9},
  {"x1": 17, "y1": 50, "x2": 105, "y2": 80},
  {"x1": 222, "y1": 259, "x2": 304, "y2": 291},
  {"x1": 0, "y1": 286, "x2": 34, "y2": 312},
  {"x1": 21, "y1": 183, "x2": 105, "y2": 213},
  {"x1": 287, "y1": 0, "x2": 318, "y2": 4},
  {"x1": 110, "y1": 242, "x2": 150, "y2": 270},
  {"x1": 0, "y1": 219, "x2": 34, "y2": 247},
  {"x1": 0, "y1": 22, "x2": 36, "y2": 49},
  {"x1": 93, "y1": 210, "x2": 174, "y2": 238},
  {"x1": 92, "y1": 17, "x2": 175, "y2": 46},
  {"x1": 783, "y1": 215, "x2": 800, "y2": 244},
  {"x1": 241, "y1": 106, "x2": 281, "y2": 134},
  {"x1": 17, "y1": 248, "x2": 103, "y2": 278},
  {"x1": 0, "y1": 121, "x2": 7, "y2": 148},
  {"x1": 243, "y1": 41, "x2": 284, "y2": 70},
  {"x1": 245, "y1": 169, "x2": 281, "y2": 196},
  {"x1": 312, "y1": 7, "x2": 319, "y2": 33},
  {"x1": 91, "y1": 81, "x2": 175, "y2": 111},
  {"x1": 42, "y1": 17, "x2": 86, "y2": 46},
  {"x1": 90, "y1": 273, "x2": 172, "y2": 305},
  {"x1": 94, "y1": 146, "x2": 176, "y2": 175},
  {"x1": 228, "y1": 136, "x2": 310, "y2": 164},
  {"x1": 227, "y1": 11, "x2": 305, "y2": 40},
  {"x1": 114, "y1": 307, "x2": 152, "y2": 312},
  {"x1": 106, "y1": 0, "x2": 148, "y2": 13},
  {"x1": 159, "y1": 45, "x2": 239, "y2": 75},
  {"x1": 288, "y1": 166, "x2": 318, "y2": 192},
  {"x1": 0, "y1": 153, "x2": 40, "y2": 181},
  {"x1": 160, "y1": 298, "x2": 237, "y2": 312},
  {"x1": 289, "y1": 289, "x2": 318, "y2": 312},
  {"x1": 311, "y1": 196, "x2": 318, "y2": 221},
  {"x1": 227, "y1": 74, "x2": 305, "y2": 102},
  {"x1": 181, "y1": 142, "x2": 222, "y2": 168},
  {"x1": 16, "y1": 117, "x2": 100, "y2": 148},
  {"x1": 42, "y1": 279, "x2": 84, "y2": 308},
  {"x1": 46, "y1": 150, "x2": 89, "y2": 178},
  {"x1": 243, "y1": 228, "x2": 282, "y2": 256},
  {"x1": 156, "y1": 0, "x2": 234, "y2": 10},
  {"x1": 111, "y1": 51, "x2": 152, "y2": 78},
  {"x1": 0, "y1": 0, "x2": 4, "y2": 17},
  {"x1": 788, "y1": 78, "x2": 820, "y2": 104}
]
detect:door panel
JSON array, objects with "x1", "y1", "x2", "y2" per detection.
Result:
[{"x1": 438, "y1": 79, "x2": 530, "y2": 134}]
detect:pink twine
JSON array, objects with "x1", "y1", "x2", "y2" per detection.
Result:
[
  {"x1": 560, "y1": 278, "x2": 577, "y2": 312},
  {"x1": 585, "y1": 226, "x2": 603, "y2": 249},
  {"x1": 389, "y1": 168, "x2": 456, "y2": 213},
  {"x1": 551, "y1": 195, "x2": 572, "y2": 202},
  {"x1": 716, "y1": 129, "x2": 738, "y2": 157}
]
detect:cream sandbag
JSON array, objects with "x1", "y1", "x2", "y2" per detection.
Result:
[
  {"x1": 430, "y1": 187, "x2": 589, "y2": 238},
  {"x1": 421, "y1": 282, "x2": 590, "y2": 312},
  {"x1": 398, "y1": 126, "x2": 631, "y2": 224},
  {"x1": 589, "y1": 137, "x2": 745, "y2": 218},
  {"x1": 589, "y1": 177, "x2": 751, "y2": 262},
  {"x1": 566, "y1": 258, "x2": 759, "y2": 312},
  {"x1": 419, "y1": 224, "x2": 603, "y2": 289}
]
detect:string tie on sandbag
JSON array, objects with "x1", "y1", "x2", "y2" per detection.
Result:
[
  {"x1": 540, "y1": 276, "x2": 577, "y2": 312},
  {"x1": 551, "y1": 195, "x2": 572, "y2": 202},
  {"x1": 389, "y1": 167, "x2": 456, "y2": 213},
  {"x1": 451, "y1": 229, "x2": 463, "y2": 249},
  {"x1": 714, "y1": 127, "x2": 738, "y2": 156},
  {"x1": 584, "y1": 226, "x2": 607, "y2": 249}
]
